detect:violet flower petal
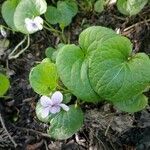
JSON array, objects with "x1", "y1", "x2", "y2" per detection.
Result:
[
  {"x1": 59, "y1": 104, "x2": 70, "y2": 112},
  {"x1": 40, "y1": 96, "x2": 52, "y2": 107},
  {"x1": 49, "y1": 106, "x2": 61, "y2": 114},
  {"x1": 34, "y1": 16, "x2": 43, "y2": 30},
  {"x1": 51, "y1": 91, "x2": 63, "y2": 104},
  {"x1": 25, "y1": 16, "x2": 43, "y2": 33},
  {"x1": 25, "y1": 18, "x2": 38, "y2": 33},
  {"x1": 41, "y1": 107, "x2": 50, "y2": 118}
]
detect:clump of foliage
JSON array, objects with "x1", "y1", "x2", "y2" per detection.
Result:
[
  {"x1": 56, "y1": 26, "x2": 150, "y2": 112},
  {"x1": 1, "y1": 0, "x2": 78, "y2": 34},
  {"x1": 1, "y1": 0, "x2": 149, "y2": 141},
  {"x1": 29, "y1": 26, "x2": 150, "y2": 140},
  {"x1": 1, "y1": 0, "x2": 47, "y2": 34}
]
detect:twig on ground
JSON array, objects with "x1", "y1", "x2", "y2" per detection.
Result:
[
  {"x1": 0, "y1": 112, "x2": 17, "y2": 148},
  {"x1": 15, "y1": 126, "x2": 51, "y2": 138},
  {"x1": 75, "y1": 133, "x2": 86, "y2": 147},
  {"x1": 104, "y1": 117, "x2": 114, "y2": 136},
  {"x1": 123, "y1": 18, "x2": 150, "y2": 32},
  {"x1": 44, "y1": 140, "x2": 49, "y2": 150}
]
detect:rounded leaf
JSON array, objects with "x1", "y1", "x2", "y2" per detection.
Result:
[
  {"x1": 117, "y1": 0, "x2": 148, "y2": 16},
  {"x1": 0, "y1": 73, "x2": 10, "y2": 96},
  {"x1": 56, "y1": 26, "x2": 150, "y2": 113},
  {"x1": 57, "y1": 1, "x2": 78, "y2": 27},
  {"x1": 56, "y1": 44, "x2": 100, "y2": 102},
  {"x1": 14, "y1": 0, "x2": 47, "y2": 34},
  {"x1": 89, "y1": 36, "x2": 150, "y2": 103},
  {"x1": 44, "y1": 6, "x2": 61, "y2": 25},
  {"x1": 94, "y1": 0, "x2": 105, "y2": 13},
  {"x1": 45, "y1": 1, "x2": 78, "y2": 28},
  {"x1": 29, "y1": 61, "x2": 58, "y2": 95},
  {"x1": 48, "y1": 105, "x2": 84, "y2": 140},
  {"x1": 113, "y1": 94, "x2": 148, "y2": 113},
  {"x1": 45, "y1": 47, "x2": 56, "y2": 59},
  {"x1": 56, "y1": 26, "x2": 116, "y2": 102},
  {"x1": 2, "y1": 0, "x2": 20, "y2": 30}
]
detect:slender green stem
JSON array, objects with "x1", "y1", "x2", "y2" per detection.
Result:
[
  {"x1": 43, "y1": 25, "x2": 60, "y2": 34},
  {"x1": 43, "y1": 25, "x2": 63, "y2": 42},
  {"x1": 8, "y1": 35, "x2": 30, "y2": 59},
  {"x1": 44, "y1": 20, "x2": 68, "y2": 43},
  {"x1": 61, "y1": 28, "x2": 67, "y2": 44},
  {"x1": 44, "y1": 21, "x2": 61, "y2": 34},
  {"x1": 57, "y1": 85, "x2": 70, "y2": 93},
  {"x1": 0, "y1": 25, "x2": 14, "y2": 32},
  {"x1": 8, "y1": 36, "x2": 27, "y2": 58}
]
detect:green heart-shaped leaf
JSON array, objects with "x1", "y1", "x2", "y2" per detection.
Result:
[
  {"x1": 56, "y1": 26, "x2": 117, "y2": 102},
  {"x1": 14, "y1": 0, "x2": 47, "y2": 34},
  {"x1": 29, "y1": 61, "x2": 58, "y2": 95},
  {"x1": 117, "y1": 0, "x2": 148, "y2": 16},
  {"x1": 94, "y1": 0, "x2": 105, "y2": 13},
  {"x1": 44, "y1": 6, "x2": 61, "y2": 25},
  {"x1": 113, "y1": 94, "x2": 148, "y2": 113},
  {"x1": 56, "y1": 44, "x2": 100, "y2": 102},
  {"x1": 89, "y1": 35, "x2": 150, "y2": 102},
  {"x1": 48, "y1": 105, "x2": 83, "y2": 140},
  {"x1": 45, "y1": 0, "x2": 78, "y2": 28},
  {"x1": 56, "y1": 26, "x2": 150, "y2": 112},
  {"x1": 2, "y1": 0, "x2": 20, "y2": 30}
]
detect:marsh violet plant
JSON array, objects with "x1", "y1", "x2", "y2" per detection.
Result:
[
  {"x1": 40, "y1": 91, "x2": 69, "y2": 118},
  {"x1": 1, "y1": 0, "x2": 149, "y2": 141}
]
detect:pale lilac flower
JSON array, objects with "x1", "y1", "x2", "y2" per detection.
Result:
[
  {"x1": 0, "y1": 26, "x2": 7, "y2": 38},
  {"x1": 25, "y1": 16, "x2": 43, "y2": 33},
  {"x1": 40, "y1": 91, "x2": 70, "y2": 118}
]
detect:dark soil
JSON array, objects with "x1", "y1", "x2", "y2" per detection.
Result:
[{"x1": 0, "y1": 1, "x2": 150, "y2": 150}]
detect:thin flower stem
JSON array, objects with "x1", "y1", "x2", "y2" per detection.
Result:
[
  {"x1": 61, "y1": 28, "x2": 67, "y2": 44},
  {"x1": 43, "y1": 25, "x2": 60, "y2": 34},
  {"x1": 43, "y1": 25, "x2": 64, "y2": 43},
  {"x1": 44, "y1": 21, "x2": 61, "y2": 34},
  {"x1": 0, "y1": 25, "x2": 14, "y2": 32},
  {"x1": 44, "y1": 21, "x2": 68, "y2": 43},
  {"x1": 8, "y1": 36, "x2": 27, "y2": 58},
  {"x1": 57, "y1": 85, "x2": 70, "y2": 93},
  {"x1": 8, "y1": 35, "x2": 30, "y2": 59}
]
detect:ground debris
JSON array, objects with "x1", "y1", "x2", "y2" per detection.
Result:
[{"x1": 85, "y1": 104, "x2": 134, "y2": 149}]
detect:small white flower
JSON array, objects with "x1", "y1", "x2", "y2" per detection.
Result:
[
  {"x1": 25, "y1": 16, "x2": 43, "y2": 33},
  {"x1": 40, "y1": 91, "x2": 70, "y2": 118},
  {"x1": 0, "y1": 26, "x2": 7, "y2": 38},
  {"x1": 108, "y1": 0, "x2": 117, "y2": 5}
]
